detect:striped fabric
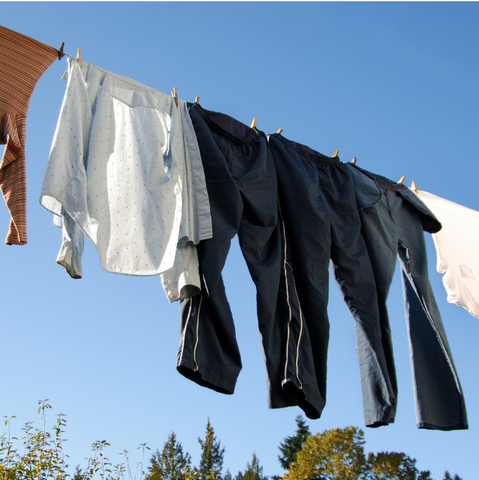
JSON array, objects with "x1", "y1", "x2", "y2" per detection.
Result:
[{"x1": 0, "y1": 25, "x2": 61, "y2": 245}]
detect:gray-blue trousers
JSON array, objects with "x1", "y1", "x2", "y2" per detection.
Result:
[{"x1": 349, "y1": 164, "x2": 468, "y2": 430}]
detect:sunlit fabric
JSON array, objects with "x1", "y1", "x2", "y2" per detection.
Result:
[
  {"x1": 0, "y1": 25, "x2": 60, "y2": 245},
  {"x1": 40, "y1": 56, "x2": 212, "y2": 302},
  {"x1": 416, "y1": 190, "x2": 479, "y2": 320}
]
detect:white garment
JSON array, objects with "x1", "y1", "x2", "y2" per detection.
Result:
[
  {"x1": 40, "y1": 56, "x2": 212, "y2": 302},
  {"x1": 415, "y1": 189, "x2": 479, "y2": 319}
]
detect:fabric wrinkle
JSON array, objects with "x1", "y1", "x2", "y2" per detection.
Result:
[
  {"x1": 40, "y1": 56, "x2": 211, "y2": 302},
  {"x1": 349, "y1": 163, "x2": 468, "y2": 430},
  {"x1": 176, "y1": 104, "x2": 288, "y2": 407},
  {"x1": 269, "y1": 133, "x2": 396, "y2": 426},
  {"x1": 415, "y1": 190, "x2": 479, "y2": 319},
  {"x1": 0, "y1": 25, "x2": 60, "y2": 244}
]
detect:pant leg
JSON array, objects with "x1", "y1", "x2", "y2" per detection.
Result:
[
  {"x1": 349, "y1": 166, "x2": 400, "y2": 425},
  {"x1": 325, "y1": 164, "x2": 396, "y2": 427},
  {"x1": 177, "y1": 106, "x2": 289, "y2": 407},
  {"x1": 270, "y1": 135, "x2": 396, "y2": 425},
  {"x1": 275, "y1": 204, "x2": 326, "y2": 418},
  {"x1": 269, "y1": 135, "x2": 332, "y2": 418},
  {"x1": 351, "y1": 162, "x2": 467, "y2": 430},
  {"x1": 176, "y1": 105, "x2": 246, "y2": 394},
  {"x1": 177, "y1": 276, "x2": 242, "y2": 394},
  {"x1": 388, "y1": 190, "x2": 468, "y2": 430}
]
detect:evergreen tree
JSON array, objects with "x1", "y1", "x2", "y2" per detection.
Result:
[
  {"x1": 278, "y1": 416, "x2": 311, "y2": 470},
  {"x1": 444, "y1": 473, "x2": 463, "y2": 480},
  {"x1": 236, "y1": 453, "x2": 268, "y2": 480},
  {"x1": 197, "y1": 418, "x2": 225, "y2": 480},
  {"x1": 148, "y1": 432, "x2": 192, "y2": 480}
]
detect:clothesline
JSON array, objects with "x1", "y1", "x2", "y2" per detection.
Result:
[
  {"x1": 1, "y1": 24, "x2": 478, "y2": 430},
  {"x1": 1, "y1": 22, "x2": 478, "y2": 319},
  {"x1": 1, "y1": 23, "x2": 477, "y2": 319}
]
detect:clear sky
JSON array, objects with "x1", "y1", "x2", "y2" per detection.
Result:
[{"x1": 1, "y1": 2, "x2": 479, "y2": 479}]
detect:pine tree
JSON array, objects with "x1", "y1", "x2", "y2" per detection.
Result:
[
  {"x1": 236, "y1": 453, "x2": 268, "y2": 480},
  {"x1": 278, "y1": 416, "x2": 311, "y2": 471},
  {"x1": 444, "y1": 473, "x2": 463, "y2": 480},
  {"x1": 197, "y1": 418, "x2": 225, "y2": 480},
  {"x1": 148, "y1": 432, "x2": 192, "y2": 480}
]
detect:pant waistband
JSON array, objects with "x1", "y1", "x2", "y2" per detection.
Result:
[
  {"x1": 269, "y1": 133, "x2": 341, "y2": 166},
  {"x1": 189, "y1": 103, "x2": 265, "y2": 146}
]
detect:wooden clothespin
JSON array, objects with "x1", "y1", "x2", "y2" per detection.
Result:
[
  {"x1": 195, "y1": 96, "x2": 200, "y2": 104},
  {"x1": 77, "y1": 48, "x2": 82, "y2": 67},
  {"x1": 250, "y1": 117, "x2": 257, "y2": 129},
  {"x1": 352, "y1": 157, "x2": 357, "y2": 164},
  {"x1": 57, "y1": 42, "x2": 65, "y2": 60},
  {"x1": 411, "y1": 180, "x2": 418, "y2": 193},
  {"x1": 276, "y1": 128, "x2": 283, "y2": 135},
  {"x1": 171, "y1": 87, "x2": 178, "y2": 106},
  {"x1": 333, "y1": 150, "x2": 339, "y2": 157},
  {"x1": 397, "y1": 176, "x2": 406, "y2": 184}
]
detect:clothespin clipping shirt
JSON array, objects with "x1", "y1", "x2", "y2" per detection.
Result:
[
  {"x1": 171, "y1": 87, "x2": 178, "y2": 106},
  {"x1": 58, "y1": 42, "x2": 65, "y2": 60},
  {"x1": 77, "y1": 48, "x2": 82, "y2": 67},
  {"x1": 250, "y1": 117, "x2": 257, "y2": 129}
]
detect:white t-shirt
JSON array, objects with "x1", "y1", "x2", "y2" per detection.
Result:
[
  {"x1": 40, "y1": 56, "x2": 212, "y2": 302},
  {"x1": 416, "y1": 189, "x2": 479, "y2": 319}
]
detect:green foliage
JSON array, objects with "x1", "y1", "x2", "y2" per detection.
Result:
[
  {"x1": 147, "y1": 432, "x2": 191, "y2": 480},
  {"x1": 0, "y1": 400, "x2": 69, "y2": 479},
  {"x1": 278, "y1": 416, "x2": 311, "y2": 471},
  {"x1": 72, "y1": 465, "x2": 88, "y2": 479},
  {"x1": 0, "y1": 404, "x2": 463, "y2": 480},
  {"x1": 283, "y1": 426, "x2": 433, "y2": 480},
  {"x1": 0, "y1": 401, "x2": 148, "y2": 480},
  {"x1": 444, "y1": 473, "x2": 462, "y2": 480},
  {"x1": 235, "y1": 454, "x2": 267, "y2": 480},
  {"x1": 197, "y1": 419, "x2": 224, "y2": 480},
  {"x1": 367, "y1": 451, "x2": 431, "y2": 479}
]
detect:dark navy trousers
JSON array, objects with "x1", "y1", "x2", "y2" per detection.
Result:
[
  {"x1": 176, "y1": 104, "x2": 294, "y2": 410},
  {"x1": 268, "y1": 134, "x2": 397, "y2": 425}
]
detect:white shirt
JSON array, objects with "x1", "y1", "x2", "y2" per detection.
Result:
[
  {"x1": 40, "y1": 56, "x2": 212, "y2": 301},
  {"x1": 416, "y1": 189, "x2": 479, "y2": 319}
]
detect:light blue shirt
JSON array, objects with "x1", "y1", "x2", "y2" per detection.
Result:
[{"x1": 41, "y1": 56, "x2": 212, "y2": 301}]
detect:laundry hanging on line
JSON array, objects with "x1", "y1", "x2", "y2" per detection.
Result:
[
  {"x1": 40, "y1": 55, "x2": 213, "y2": 303},
  {"x1": 415, "y1": 189, "x2": 479, "y2": 320},
  {"x1": 176, "y1": 104, "x2": 467, "y2": 430},
  {"x1": 0, "y1": 25, "x2": 474, "y2": 431},
  {"x1": 0, "y1": 24, "x2": 63, "y2": 245}
]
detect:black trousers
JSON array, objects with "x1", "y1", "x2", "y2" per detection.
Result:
[{"x1": 176, "y1": 104, "x2": 294, "y2": 410}]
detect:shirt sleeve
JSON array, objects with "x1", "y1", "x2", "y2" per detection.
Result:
[
  {"x1": 40, "y1": 56, "x2": 92, "y2": 275},
  {"x1": 55, "y1": 208, "x2": 84, "y2": 279}
]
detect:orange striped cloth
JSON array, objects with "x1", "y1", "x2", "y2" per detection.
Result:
[{"x1": 0, "y1": 25, "x2": 61, "y2": 245}]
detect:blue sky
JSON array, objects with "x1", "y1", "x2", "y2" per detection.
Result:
[{"x1": 1, "y1": 2, "x2": 479, "y2": 479}]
